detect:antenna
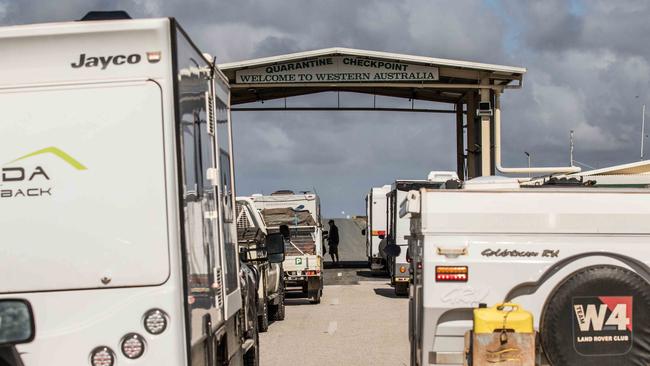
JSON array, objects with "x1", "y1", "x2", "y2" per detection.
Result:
[
  {"x1": 642, "y1": 104, "x2": 646, "y2": 160},
  {"x1": 569, "y1": 130, "x2": 575, "y2": 167}
]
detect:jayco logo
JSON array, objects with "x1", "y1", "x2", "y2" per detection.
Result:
[{"x1": 71, "y1": 53, "x2": 142, "y2": 70}]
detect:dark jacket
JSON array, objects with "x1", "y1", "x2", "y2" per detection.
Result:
[{"x1": 328, "y1": 224, "x2": 339, "y2": 246}]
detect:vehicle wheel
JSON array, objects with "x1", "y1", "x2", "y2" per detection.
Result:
[
  {"x1": 243, "y1": 322, "x2": 259, "y2": 366},
  {"x1": 243, "y1": 298, "x2": 260, "y2": 366},
  {"x1": 258, "y1": 296, "x2": 269, "y2": 332},
  {"x1": 540, "y1": 265, "x2": 650, "y2": 366},
  {"x1": 309, "y1": 289, "x2": 322, "y2": 304},
  {"x1": 395, "y1": 282, "x2": 409, "y2": 297}
]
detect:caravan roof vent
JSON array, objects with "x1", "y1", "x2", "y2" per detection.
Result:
[
  {"x1": 80, "y1": 11, "x2": 132, "y2": 21},
  {"x1": 464, "y1": 176, "x2": 520, "y2": 191},
  {"x1": 427, "y1": 171, "x2": 459, "y2": 183},
  {"x1": 271, "y1": 190, "x2": 295, "y2": 196}
]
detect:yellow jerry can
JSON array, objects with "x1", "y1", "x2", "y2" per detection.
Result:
[
  {"x1": 467, "y1": 303, "x2": 536, "y2": 366},
  {"x1": 473, "y1": 303, "x2": 534, "y2": 334}
]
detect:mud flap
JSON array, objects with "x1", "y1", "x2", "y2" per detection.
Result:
[{"x1": 307, "y1": 276, "x2": 322, "y2": 304}]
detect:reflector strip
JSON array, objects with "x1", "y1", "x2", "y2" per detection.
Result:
[{"x1": 435, "y1": 266, "x2": 468, "y2": 282}]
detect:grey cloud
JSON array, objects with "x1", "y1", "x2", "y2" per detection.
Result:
[
  {"x1": 252, "y1": 35, "x2": 301, "y2": 58},
  {"x1": 2, "y1": 1, "x2": 649, "y2": 216}
]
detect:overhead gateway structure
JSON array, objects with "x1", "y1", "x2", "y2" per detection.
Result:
[{"x1": 220, "y1": 48, "x2": 560, "y2": 178}]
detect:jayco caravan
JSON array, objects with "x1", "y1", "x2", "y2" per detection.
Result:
[{"x1": 0, "y1": 13, "x2": 269, "y2": 366}]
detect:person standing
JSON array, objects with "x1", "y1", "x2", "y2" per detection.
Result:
[{"x1": 328, "y1": 219, "x2": 340, "y2": 265}]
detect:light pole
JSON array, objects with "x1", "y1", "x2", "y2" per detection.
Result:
[
  {"x1": 524, "y1": 151, "x2": 531, "y2": 177},
  {"x1": 570, "y1": 130, "x2": 575, "y2": 167},
  {"x1": 641, "y1": 103, "x2": 645, "y2": 160}
]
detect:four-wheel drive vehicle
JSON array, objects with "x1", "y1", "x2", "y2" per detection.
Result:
[
  {"x1": 365, "y1": 185, "x2": 392, "y2": 271},
  {"x1": 0, "y1": 13, "x2": 260, "y2": 365},
  {"x1": 238, "y1": 231, "x2": 284, "y2": 365},
  {"x1": 403, "y1": 176, "x2": 650, "y2": 366},
  {"x1": 237, "y1": 197, "x2": 287, "y2": 332},
  {"x1": 250, "y1": 192, "x2": 325, "y2": 304},
  {"x1": 384, "y1": 172, "x2": 458, "y2": 296}
]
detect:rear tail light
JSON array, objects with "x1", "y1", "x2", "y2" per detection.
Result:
[
  {"x1": 121, "y1": 333, "x2": 146, "y2": 359},
  {"x1": 90, "y1": 346, "x2": 115, "y2": 366},
  {"x1": 417, "y1": 262, "x2": 422, "y2": 270},
  {"x1": 306, "y1": 270, "x2": 320, "y2": 276},
  {"x1": 435, "y1": 266, "x2": 468, "y2": 282},
  {"x1": 144, "y1": 309, "x2": 168, "y2": 335},
  {"x1": 399, "y1": 266, "x2": 407, "y2": 273},
  {"x1": 371, "y1": 230, "x2": 386, "y2": 236}
]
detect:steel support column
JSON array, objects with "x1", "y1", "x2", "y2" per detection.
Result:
[
  {"x1": 480, "y1": 79, "x2": 492, "y2": 176},
  {"x1": 456, "y1": 101, "x2": 465, "y2": 179},
  {"x1": 466, "y1": 91, "x2": 478, "y2": 178}
]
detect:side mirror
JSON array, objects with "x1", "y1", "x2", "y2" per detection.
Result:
[
  {"x1": 0, "y1": 299, "x2": 35, "y2": 346},
  {"x1": 279, "y1": 225, "x2": 290, "y2": 240},
  {"x1": 383, "y1": 244, "x2": 401, "y2": 257},
  {"x1": 361, "y1": 229, "x2": 366, "y2": 236},
  {"x1": 266, "y1": 233, "x2": 285, "y2": 264},
  {"x1": 239, "y1": 246, "x2": 249, "y2": 262}
]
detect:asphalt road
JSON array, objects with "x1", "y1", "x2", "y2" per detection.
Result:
[{"x1": 260, "y1": 219, "x2": 408, "y2": 366}]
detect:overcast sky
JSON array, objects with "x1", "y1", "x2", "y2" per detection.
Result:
[{"x1": 2, "y1": 0, "x2": 649, "y2": 217}]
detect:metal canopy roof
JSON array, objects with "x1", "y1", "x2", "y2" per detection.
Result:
[
  {"x1": 219, "y1": 47, "x2": 526, "y2": 105},
  {"x1": 575, "y1": 160, "x2": 650, "y2": 176}
]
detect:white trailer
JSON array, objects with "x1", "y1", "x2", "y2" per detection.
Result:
[
  {"x1": 236, "y1": 197, "x2": 286, "y2": 331},
  {"x1": 385, "y1": 173, "x2": 458, "y2": 296},
  {"x1": 250, "y1": 192, "x2": 325, "y2": 304},
  {"x1": 365, "y1": 185, "x2": 391, "y2": 270},
  {"x1": 0, "y1": 13, "x2": 262, "y2": 366},
  {"x1": 403, "y1": 176, "x2": 650, "y2": 366}
]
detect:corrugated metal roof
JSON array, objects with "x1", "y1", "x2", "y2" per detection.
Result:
[
  {"x1": 577, "y1": 160, "x2": 650, "y2": 176},
  {"x1": 220, "y1": 47, "x2": 526, "y2": 74}
]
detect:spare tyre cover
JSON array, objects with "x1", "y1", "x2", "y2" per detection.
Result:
[{"x1": 540, "y1": 265, "x2": 650, "y2": 366}]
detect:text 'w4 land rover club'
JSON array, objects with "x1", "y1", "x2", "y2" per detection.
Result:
[
  {"x1": 404, "y1": 176, "x2": 650, "y2": 366},
  {"x1": 0, "y1": 11, "x2": 274, "y2": 366}
]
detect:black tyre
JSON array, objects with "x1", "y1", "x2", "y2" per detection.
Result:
[
  {"x1": 395, "y1": 282, "x2": 409, "y2": 297},
  {"x1": 308, "y1": 277, "x2": 323, "y2": 304},
  {"x1": 309, "y1": 289, "x2": 321, "y2": 304},
  {"x1": 243, "y1": 298, "x2": 259, "y2": 366},
  {"x1": 258, "y1": 295, "x2": 269, "y2": 333},
  {"x1": 242, "y1": 327, "x2": 259, "y2": 366},
  {"x1": 540, "y1": 265, "x2": 650, "y2": 366}
]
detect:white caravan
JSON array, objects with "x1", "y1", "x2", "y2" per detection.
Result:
[
  {"x1": 0, "y1": 13, "x2": 267, "y2": 366},
  {"x1": 365, "y1": 185, "x2": 391, "y2": 270},
  {"x1": 403, "y1": 176, "x2": 650, "y2": 366},
  {"x1": 384, "y1": 172, "x2": 459, "y2": 296},
  {"x1": 250, "y1": 192, "x2": 325, "y2": 304}
]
